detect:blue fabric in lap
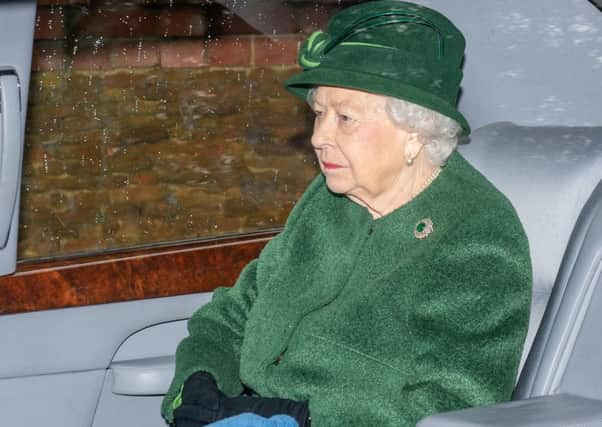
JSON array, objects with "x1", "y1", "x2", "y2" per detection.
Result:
[{"x1": 207, "y1": 413, "x2": 299, "y2": 427}]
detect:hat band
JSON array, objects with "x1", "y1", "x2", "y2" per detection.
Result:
[
  {"x1": 329, "y1": 11, "x2": 445, "y2": 58},
  {"x1": 318, "y1": 44, "x2": 461, "y2": 101},
  {"x1": 299, "y1": 11, "x2": 446, "y2": 71}
]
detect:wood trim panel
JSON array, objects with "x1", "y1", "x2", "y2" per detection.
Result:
[{"x1": 0, "y1": 230, "x2": 279, "y2": 315}]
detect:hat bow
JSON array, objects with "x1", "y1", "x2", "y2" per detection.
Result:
[{"x1": 299, "y1": 31, "x2": 332, "y2": 70}]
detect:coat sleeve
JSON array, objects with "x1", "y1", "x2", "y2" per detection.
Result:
[
  {"x1": 400, "y1": 210, "x2": 532, "y2": 424},
  {"x1": 160, "y1": 177, "x2": 323, "y2": 424},
  {"x1": 161, "y1": 258, "x2": 260, "y2": 424}
]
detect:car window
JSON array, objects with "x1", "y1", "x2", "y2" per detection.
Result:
[{"x1": 19, "y1": 1, "x2": 357, "y2": 261}]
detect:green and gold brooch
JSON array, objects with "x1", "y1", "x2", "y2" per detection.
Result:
[{"x1": 414, "y1": 218, "x2": 434, "y2": 239}]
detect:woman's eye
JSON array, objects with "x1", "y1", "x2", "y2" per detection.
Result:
[
  {"x1": 339, "y1": 114, "x2": 354, "y2": 124},
  {"x1": 313, "y1": 110, "x2": 324, "y2": 118}
]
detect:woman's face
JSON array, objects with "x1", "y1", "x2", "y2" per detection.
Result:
[{"x1": 310, "y1": 86, "x2": 412, "y2": 204}]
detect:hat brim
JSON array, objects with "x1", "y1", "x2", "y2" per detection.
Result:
[{"x1": 285, "y1": 67, "x2": 471, "y2": 135}]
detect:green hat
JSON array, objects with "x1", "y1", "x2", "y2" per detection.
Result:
[{"x1": 285, "y1": 0, "x2": 470, "y2": 134}]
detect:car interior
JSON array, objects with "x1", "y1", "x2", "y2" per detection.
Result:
[{"x1": 1, "y1": 1, "x2": 601, "y2": 426}]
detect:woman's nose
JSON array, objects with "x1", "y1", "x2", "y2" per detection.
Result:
[{"x1": 311, "y1": 116, "x2": 334, "y2": 149}]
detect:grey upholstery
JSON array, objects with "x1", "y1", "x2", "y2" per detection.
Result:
[
  {"x1": 459, "y1": 122, "x2": 602, "y2": 371},
  {"x1": 516, "y1": 181, "x2": 602, "y2": 400},
  {"x1": 417, "y1": 394, "x2": 602, "y2": 427},
  {"x1": 418, "y1": 122, "x2": 602, "y2": 425}
]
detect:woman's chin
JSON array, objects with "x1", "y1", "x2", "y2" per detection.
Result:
[{"x1": 323, "y1": 175, "x2": 352, "y2": 195}]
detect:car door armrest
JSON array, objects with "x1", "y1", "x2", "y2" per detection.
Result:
[{"x1": 111, "y1": 355, "x2": 174, "y2": 396}]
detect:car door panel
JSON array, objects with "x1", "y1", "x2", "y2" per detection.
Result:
[
  {"x1": 111, "y1": 318, "x2": 189, "y2": 364},
  {"x1": 0, "y1": 370, "x2": 104, "y2": 427},
  {"x1": 91, "y1": 310, "x2": 197, "y2": 426},
  {"x1": 0, "y1": 293, "x2": 209, "y2": 426},
  {"x1": 1, "y1": 230, "x2": 270, "y2": 427},
  {"x1": 91, "y1": 317, "x2": 193, "y2": 426},
  {"x1": 0, "y1": 294, "x2": 206, "y2": 378},
  {"x1": 92, "y1": 372, "x2": 166, "y2": 427}
]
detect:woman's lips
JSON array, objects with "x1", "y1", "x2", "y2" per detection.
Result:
[{"x1": 322, "y1": 161, "x2": 343, "y2": 170}]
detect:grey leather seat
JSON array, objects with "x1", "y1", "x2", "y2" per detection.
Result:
[{"x1": 418, "y1": 122, "x2": 602, "y2": 426}]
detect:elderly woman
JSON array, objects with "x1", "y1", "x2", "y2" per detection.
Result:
[{"x1": 162, "y1": 1, "x2": 531, "y2": 426}]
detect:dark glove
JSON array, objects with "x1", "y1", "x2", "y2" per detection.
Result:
[
  {"x1": 172, "y1": 371, "x2": 226, "y2": 427},
  {"x1": 173, "y1": 372, "x2": 310, "y2": 427}
]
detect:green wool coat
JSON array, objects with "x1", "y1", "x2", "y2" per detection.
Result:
[{"x1": 162, "y1": 152, "x2": 532, "y2": 426}]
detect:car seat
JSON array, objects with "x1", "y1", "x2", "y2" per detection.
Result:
[{"x1": 418, "y1": 122, "x2": 602, "y2": 426}]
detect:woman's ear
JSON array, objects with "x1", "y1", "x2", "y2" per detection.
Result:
[{"x1": 404, "y1": 132, "x2": 424, "y2": 165}]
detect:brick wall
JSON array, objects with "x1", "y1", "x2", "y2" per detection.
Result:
[{"x1": 20, "y1": 0, "x2": 358, "y2": 259}]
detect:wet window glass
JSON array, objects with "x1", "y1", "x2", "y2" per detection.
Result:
[{"x1": 21, "y1": 0, "x2": 359, "y2": 260}]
